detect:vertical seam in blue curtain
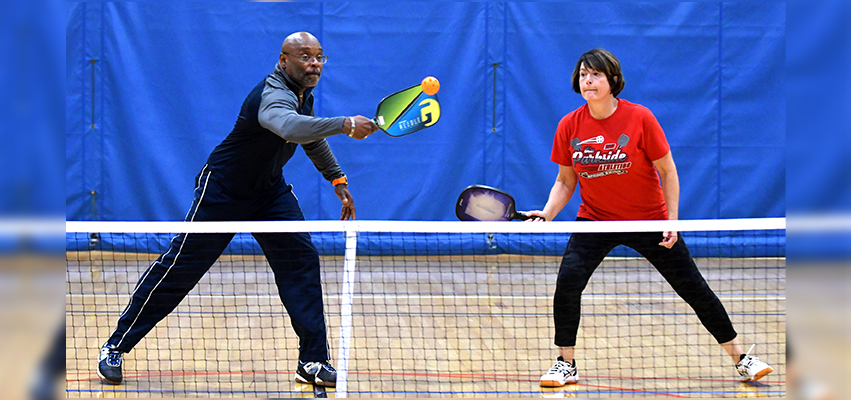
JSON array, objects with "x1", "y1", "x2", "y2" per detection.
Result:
[
  {"x1": 99, "y1": 3, "x2": 106, "y2": 220},
  {"x1": 716, "y1": 3, "x2": 723, "y2": 218},
  {"x1": 483, "y1": 3, "x2": 490, "y2": 184},
  {"x1": 80, "y1": 3, "x2": 87, "y2": 208},
  {"x1": 501, "y1": 2, "x2": 507, "y2": 188}
]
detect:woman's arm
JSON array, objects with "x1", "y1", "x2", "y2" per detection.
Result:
[
  {"x1": 652, "y1": 151, "x2": 679, "y2": 247},
  {"x1": 527, "y1": 164, "x2": 578, "y2": 221}
]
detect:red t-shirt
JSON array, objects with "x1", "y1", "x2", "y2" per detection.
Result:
[{"x1": 551, "y1": 99, "x2": 671, "y2": 221}]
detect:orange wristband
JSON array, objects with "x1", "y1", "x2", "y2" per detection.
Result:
[{"x1": 331, "y1": 176, "x2": 348, "y2": 186}]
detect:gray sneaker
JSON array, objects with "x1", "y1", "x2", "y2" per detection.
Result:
[
  {"x1": 295, "y1": 360, "x2": 337, "y2": 387},
  {"x1": 97, "y1": 344, "x2": 124, "y2": 384}
]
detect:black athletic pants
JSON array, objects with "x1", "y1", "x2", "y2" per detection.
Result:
[
  {"x1": 106, "y1": 169, "x2": 330, "y2": 362},
  {"x1": 553, "y1": 218, "x2": 738, "y2": 347}
]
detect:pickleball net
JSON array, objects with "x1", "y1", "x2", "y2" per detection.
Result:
[{"x1": 66, "y1": 218, "x2": 785, "y2": 397}]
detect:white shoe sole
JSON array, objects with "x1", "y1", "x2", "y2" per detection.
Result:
[{"x1": 295, "y1": 373, "x2": 336, "y2": 387}]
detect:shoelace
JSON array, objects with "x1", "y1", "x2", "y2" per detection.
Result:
[
  {"x1": 738, "y1": 344, "x2": 757, "y2": 366},
  {"x1": 303, "y1": 361, "x2": 336, "y2": 373},
  {"x1": 101, "y1": 347, "x2": 123, "y2": 366},
  {"x1": 108, "y1": 352, "x2": 123, "y2": 366},
  {"x1": 744, "y1": 344, "x2": 756, "y2": 358},
  {"x1": 549, "y1": 361, "x2": 572, "y2": 376}
]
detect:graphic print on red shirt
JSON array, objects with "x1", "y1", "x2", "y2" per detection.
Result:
[{"x1": 551, "y1": 99, "x2": 671, "y2": 221}]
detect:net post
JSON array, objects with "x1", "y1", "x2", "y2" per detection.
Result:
[{"x1": 335, "y1": 229, "x2": 358, "y2": 397}]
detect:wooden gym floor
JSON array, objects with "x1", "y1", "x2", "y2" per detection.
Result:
[{"x1": 66, "y1": 252, "x2": 785, "y2": 397}]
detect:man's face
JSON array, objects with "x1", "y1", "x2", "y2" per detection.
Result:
[{"x1": 280, "y1": 42, "x2": 324, "y2": 89}]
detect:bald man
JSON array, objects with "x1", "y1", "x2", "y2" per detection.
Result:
[{"x1": 97, "y1": 32, "x2": 377, "y2": 387}]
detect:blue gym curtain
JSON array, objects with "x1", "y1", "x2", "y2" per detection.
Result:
[{"x1": 66, "y1": 3, "x2": 786, "y2": 222}]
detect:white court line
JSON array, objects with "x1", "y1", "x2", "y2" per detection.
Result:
[{"x1": 334, "y1": 230, "x2": 357, "y2": 398}]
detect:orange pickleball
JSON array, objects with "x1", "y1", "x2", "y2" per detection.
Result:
[{"x1": 421, "y1": 76, "x2": 440, "y2": 95}]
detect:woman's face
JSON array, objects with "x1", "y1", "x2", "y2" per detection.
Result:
[{"x1": 578, "y1": 62, "x2": 613, "y2": 102}]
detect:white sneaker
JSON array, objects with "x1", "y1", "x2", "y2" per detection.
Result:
[
  {"x1": 540, "y1": 357, "x2": 578, "y2": 387},
  {"x1": 736, "y1": 344, "x2": 773, "y2": 382}
]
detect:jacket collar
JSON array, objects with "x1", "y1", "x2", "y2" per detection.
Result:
[{"x1": 274, "y1": 63, "x2": 314, "y2": 99}]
